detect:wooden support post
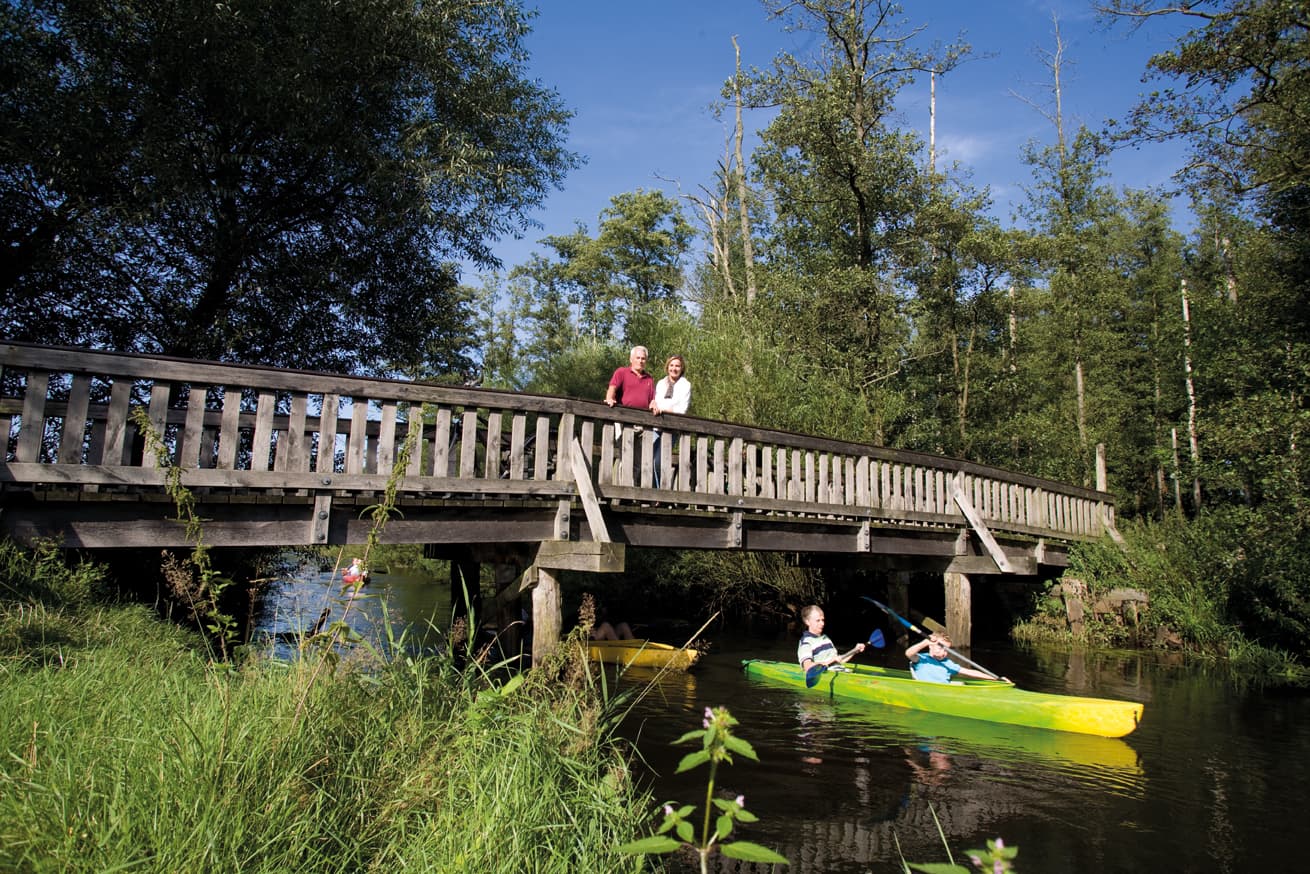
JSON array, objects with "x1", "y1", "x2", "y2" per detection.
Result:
[
  {"x1": 493, "y1": 561, "x2": 520, "y2": 659},
  {"x1": 532, "y1": 566, "x2": 562, "y2": 667},
  {"x1": 944, "y1": 571, "x2": 971, "y2": 648},
  {"x1": 889, "y1": 571, "x2": 910, "y2": 649}
]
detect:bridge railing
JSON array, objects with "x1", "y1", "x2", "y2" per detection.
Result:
[{"x1": 1, "y1": 342, "x2": 1112, "y2": 542}]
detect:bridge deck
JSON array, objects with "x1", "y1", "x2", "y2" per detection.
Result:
[{"x1": 1, "y1": 342, "x2": 1111, "y2": 574}]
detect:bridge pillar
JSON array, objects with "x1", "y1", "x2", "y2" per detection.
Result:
[
  {"x1": 532, "y1": 567, "x2": 562, "y2": 667},
  {"x1": 944, "y1": 572, "x2": 972, "y2": 648},
  {"x1": 888, "y1": 572, "x2": 911, "y2": 649}
]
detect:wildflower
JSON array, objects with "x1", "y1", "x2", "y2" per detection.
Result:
[{"x1": 734, "y1": 794, "x2": 745, "y2": 808}]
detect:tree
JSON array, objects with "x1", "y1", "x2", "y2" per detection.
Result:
[
  {"x1": 527, "y1": 190, "x2": 693, "y2": 343},
  {"x1": 0, "y1": 0, "x2": 577, "y2": 376},
  {"x1": 1104, "y1": 0, "x2": 1310, "y2": 199},
  {"x1": 727, "y1": 0, "x2": 968, "y2": 443}
]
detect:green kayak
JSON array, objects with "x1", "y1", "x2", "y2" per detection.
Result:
[{"x1": 741, "y1": 659, "x2": 1143, "y2": 738}]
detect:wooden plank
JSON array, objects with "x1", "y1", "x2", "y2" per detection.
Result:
[
  {"x1": 728, "y1": 436, "x2": 743, "y2": 496},
  {"x1": 618, "y1": 426, "x2": 634, "y2": 487},
  {"x1": 432, "y1": 407, "x2": 451, "y2": 477},
  {"x1": 404, "y1": 407, "x2": 425, "y2": 477},
  {"x1": 285, "y1": 393, "x2": 309, "y2": 474},
  {"x1": 311, "y1": 494, "x2": 332, "y2": 544},
  {"x1": 16, "y1": 370, "x2": 50, "y2": 463},
  {"x1": 58, "y1": 373, "x2": 92, "y2": 465},
  {"x1": 677, "y1": 432, "x2": 692, "y2": 493},
  {"x1": 510, "y1": 416, "x2": 526, "y2": 482},
  {"x1": 251, "y1": 389, "x2": 276, "y2": 472},
  {"x1": 639, "y1": 427, "x2": 654, "y2": 488},
  {"x1": 459, "y1": 410, "x2": 478, "y2": 478},
  {"x1": 770, "y1": 448, "x2": 780, "y2": 503},
  {"x1": 818, "y1": 452, "x2": 829, "y2": 503},
  {"x1": 533, "y1": 414, "x2": 550, "y2": 481},
  {"x1": 143, "y1": 381, "x2": 173, "y2": 469},
  {"x1": 658, "y1": 429, "x2": 674, "y2": 490},
  {"x1": 317, "y1": 394, "x2": 341, "y2": 475},
  {"x1": 216, "y1": 386, "x2": 242, "y2": 470},
  {"x1": 696, "y1": 436, "x2": 709, "y2": 494},
  {"x1": 711, "y1": 439, "x2": 725, "y2": 495},
  {"x1": 951, "y1": 472, "x2": 1014, "y2": 573},
  {"x1": 856, "y1": 456, "x2": 869, "y2": 506},
  {"x1": 179, "y1": 386, "x2": 209, "y2": 469},
  {"x1": 598, "y1": 423, "x2": 614, "y2": 486},
  {"x1": 377, "y1": 400, "x2": 398, "y2": 476},
  {"x1": 484, "y1": 411, "x2": 502, "y2": 479},
  {"x1": 102, "y1": 379, "x2": 132, "y2": 466},
  {"x1": 556, "y1": 413, "x2": 576, "y2": 482},
  {"x1": 569, "y1": 437, "x2": 610, "y2": 543},
  {"x1": 532, "y1": 567, "x2": 562, "y2": 665},
  {"x1": 347, "y1": 398, "x2": 369, "y2": 475},
  {"x1": 743, "y1": 440, "x2": 756, "y2": 498},
  {"x1": 944, "y1": 572, "x2": 972, "y2": 647}
]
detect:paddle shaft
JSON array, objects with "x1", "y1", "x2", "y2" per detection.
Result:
[
  {"x1": 804, "y1": 644, "x2": 867, "y2": 687},
  {"x1": 862, "y1": 597, "x2": 1004, "y2": 681}
]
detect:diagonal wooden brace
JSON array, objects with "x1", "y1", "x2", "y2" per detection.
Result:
[
  {"x1": 570, "y1": 436, "x2": 611, "y2": 543},
  {"x1": 952, "y1": 472, "x2": 1014, "y2": 573}
]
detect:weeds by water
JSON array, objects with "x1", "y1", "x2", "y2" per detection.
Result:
[
  {"x1": 0, "y1": 540, "x2": 653, "y2": 873},
  {"x1": 1012, "y1": 515, "x2": 1308, "y2": 683}
]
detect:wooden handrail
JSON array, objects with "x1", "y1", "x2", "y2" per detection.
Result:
[{"x1": 0, "y1": 340, "x2": 1114, "y2": 543}]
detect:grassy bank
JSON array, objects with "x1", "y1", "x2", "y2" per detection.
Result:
[{"x1": 0, "y1": 541, "x2": 652, "y2": 873}]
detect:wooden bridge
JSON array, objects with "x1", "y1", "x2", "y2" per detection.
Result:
[{"x1": 0, "y1": 341, "x2": 1116, "y2": 660}]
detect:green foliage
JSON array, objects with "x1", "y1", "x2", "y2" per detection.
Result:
[
  {"x1": 1016, "y1": 513, "x2": 1310, "y2": 676},
  {"x1": 618, "y1": 706, "x2": 787, "y2": 871},
  {"x1": 0, "y1": 538, "x2": 107, "y2": 611},
  {"x1": 1106, "y1": 0, "x2": 1310, "y2": 199},
  {"x1": 514, "y1": 189, "x2": 693, "y2": 344},
  {"x1": 0, "y1": 575, "x2": 651, "y2": 873},
  {"x1": 527, "y1": 338, "x2": 629, "y2": 401},
  {"x1": 1, "y1": 0, "x2": 576, "y2": 375}
]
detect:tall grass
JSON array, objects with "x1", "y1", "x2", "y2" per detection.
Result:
[{"x1": 0, "y1": 543, "x2": 653, "y2": 873}]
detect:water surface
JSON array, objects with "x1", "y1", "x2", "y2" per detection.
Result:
[{"x1": 254, "y1": 569, "x2": 1307, "y2": 873}]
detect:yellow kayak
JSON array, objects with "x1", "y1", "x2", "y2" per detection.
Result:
[{"x1": 588, "y1": 639, "x2": 701, "y2": 671}]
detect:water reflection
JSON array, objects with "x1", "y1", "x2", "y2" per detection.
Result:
[
  {"x1": 620, "y1": 633, "x2": 1310, "y2": 874},
  {"x1": 252, "y1": 564, "x2": 450, "y2": 659}
]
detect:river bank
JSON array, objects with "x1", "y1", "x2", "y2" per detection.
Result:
[{"x1": 0, "y1": 541, "x2": 651, "y2": 874}]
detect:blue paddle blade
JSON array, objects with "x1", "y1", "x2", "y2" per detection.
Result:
[
  {"x1": 805, "y1": 664, "x2": 826, "y2": 688},
  {"x1": 868, "y1": 628, "x2": 885, "y2": 648}
]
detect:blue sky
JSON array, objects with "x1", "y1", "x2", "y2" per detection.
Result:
[{"x1": 478, "y1": 0, "x2": 1194, "y2": 275}]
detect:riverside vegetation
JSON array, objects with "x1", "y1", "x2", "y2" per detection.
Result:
[{"x1": 0, "y1": 537, "x2": 654, "y2": 874}]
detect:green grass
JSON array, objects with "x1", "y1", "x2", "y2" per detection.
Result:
[{"x1": 0, "y1": 542, "x2": 653, "y2": 874}]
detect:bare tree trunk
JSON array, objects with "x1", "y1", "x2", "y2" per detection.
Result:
[
  {"x1": 1007, "y1": 285, "x2": 1018, "y2": 372},
  {"x1": 1180, "y1": 279, "x2": 1202, "y2": 509},
  {"x1": 929, "y1": 70, "x2": 937, "y2": 175},
  {"x1": 731, "y1": 36, "x2": 757, "y2": 309},
  {"x1": 1171, "y1": 427, "x2": 1184, "y2": 514},
  {"x1": 1220, "y1": 234, "x2": 1238, "y2": 304}
]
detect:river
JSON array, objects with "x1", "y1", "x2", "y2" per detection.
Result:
[{"x1": 256, "y1": 567, "x2": 1309, "y2": 873}]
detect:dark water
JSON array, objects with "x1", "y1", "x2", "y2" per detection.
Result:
[{"x1": 255, "y1": 569, "x2": 1310, "y2": 873}]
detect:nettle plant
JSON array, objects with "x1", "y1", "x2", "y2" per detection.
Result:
[{"x1": 618, "y1": 705, "x2": 788, "y2": 871}]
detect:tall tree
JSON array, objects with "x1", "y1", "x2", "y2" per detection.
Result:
[
  {"x1": 731, "y1": 0, "x2": 968, "y2": 443},
  {"x1": 0, "y1": 0, "x2": 577, "y2": 375},
  {"x1": 526, "y1": 190, "x2": 693, "y2": 344}
]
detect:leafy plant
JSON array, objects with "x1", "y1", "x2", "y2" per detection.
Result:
[
  {"x1": 617, "y1": 705, "x2": 787, "y2": 871},
  {"x1": 131, "y1": 407, "x2": 238, "y2": 658}
]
